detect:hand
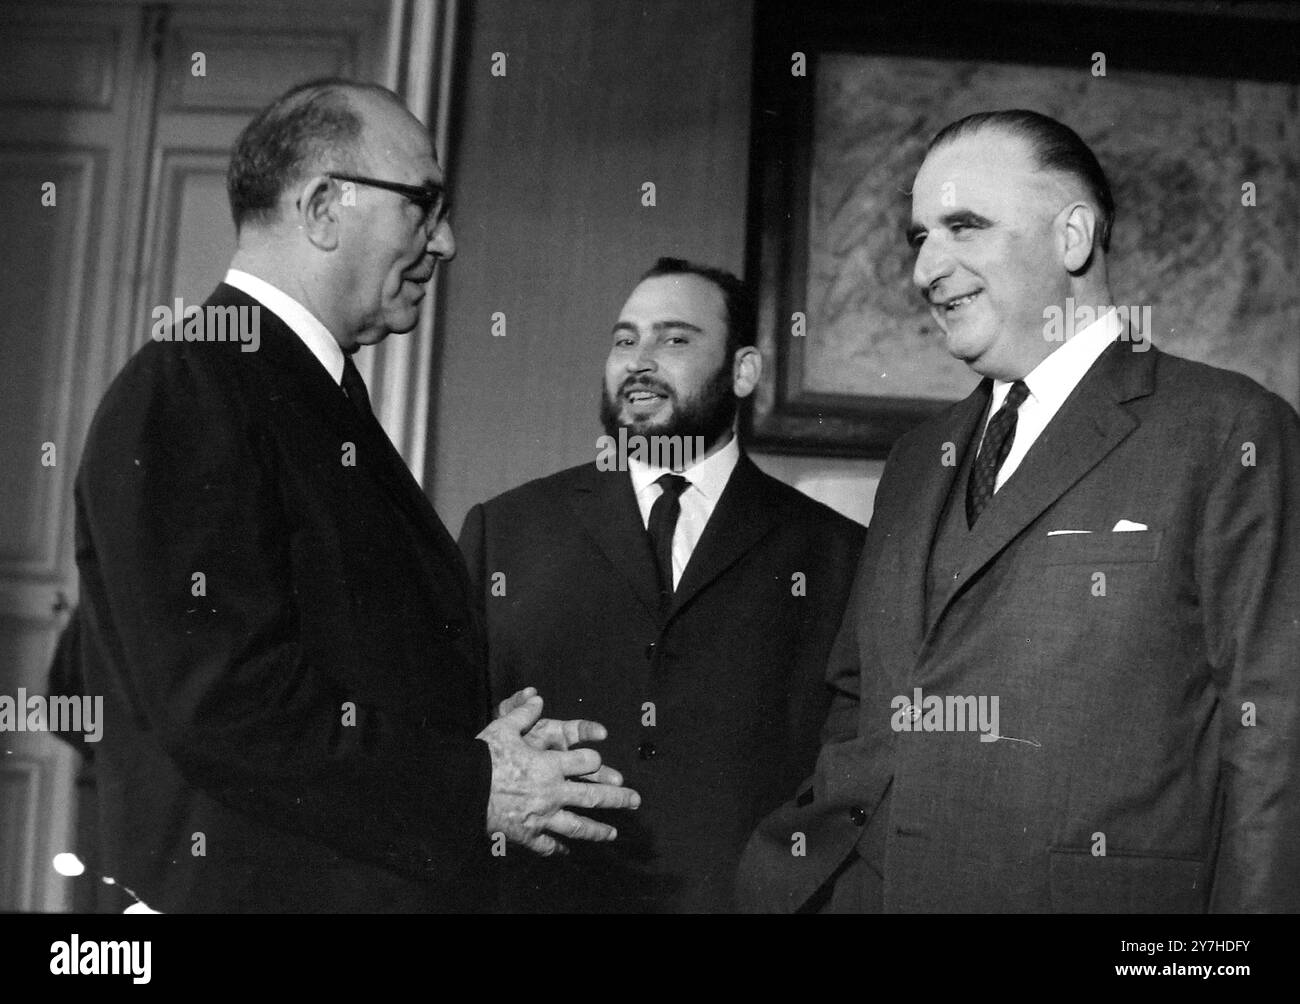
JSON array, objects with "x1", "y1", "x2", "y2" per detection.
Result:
[
  {"x1": 494, "y1": 687, "x2": 621, "y2": 783},
  {"x1": 478, "y1": 693, "x2": 640, "y2": 856}
]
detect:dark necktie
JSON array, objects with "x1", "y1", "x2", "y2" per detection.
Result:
[
  {"x1": 966, "y1": 380, "x2": 1029, "y2": 527},
  {"x1": 648, "y1": 473, "x2": 689, "y2": 604},
  {"x1": 341, "y1": 355, "x2": 374, "y2": 422}
]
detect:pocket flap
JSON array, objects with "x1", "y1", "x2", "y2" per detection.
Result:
[{"x1": 1041, "y1": 529, "x2": 1163, "y2": 565}]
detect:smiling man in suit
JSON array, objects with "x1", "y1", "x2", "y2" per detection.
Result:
[
  {"x1": 73, "y1": 78, "x2": 638, "y2": 912},
  {"x1": 459, "y1": 258, "x2": 865, "y2": 912},
  {"x1": 739, "y1": 110, "x2": 1300, "y2": 913}
]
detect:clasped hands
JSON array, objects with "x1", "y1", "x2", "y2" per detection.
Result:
[{"x1": 477, "y1": 686, "x2": 639, "y2": 856}]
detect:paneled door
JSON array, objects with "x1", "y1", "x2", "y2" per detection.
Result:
[{"x1": 0, "y1": 0, "x2": 410, "y2": 911}]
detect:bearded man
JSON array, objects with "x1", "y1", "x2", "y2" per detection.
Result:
[{"x1": 459, "y1": 257, "x2": 865, "y2": 912}]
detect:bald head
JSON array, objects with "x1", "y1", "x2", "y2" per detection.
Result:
[
  {"x1": 226, "y1": 78, "x2": 408, "y2": 234},
  {"x1": 225, "y1": 77, "x2": 455, "y2": 349}
]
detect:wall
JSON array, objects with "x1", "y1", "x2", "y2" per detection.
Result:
[{"x1": 430, "y1": 0, "x2": 882, "y2": 535}]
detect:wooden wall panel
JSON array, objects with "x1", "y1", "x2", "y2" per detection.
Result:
[
  {"x1": 0, "y1": 18, "x2": 118, "y2": 110},
  {"x1": 0, "y1": 3, "x2": 143, "y2": 911},
  {"x1": 0, "y1": 151, "x2": 100, "y2": 577}
]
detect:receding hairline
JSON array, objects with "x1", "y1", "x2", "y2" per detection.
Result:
[
  {"x1": 920, "y1": 125, "x2": 1093, "y2": 212},
  {"x1": 347, "y1": 87, "x2": 438, "y2": 171},
  {"x1": 293, "y1": 80, "x2": 423, "y2": 148},
  {"x1": 288, "y1": 78, "x2": 403, "y2": 110},
  {"x1": 922, "y1": 112, "x2": 1115, "y2": 251}
]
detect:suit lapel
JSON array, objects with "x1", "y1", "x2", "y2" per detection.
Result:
[
  {"x1": 214, "y1": 284, "x2": 357, "y2": 444},
  {"x1": 885, "y1": 385, "x2": 991, "y2": 668},
  {"x1": 210, "y1": 284, "x2": 468, "y2": 597},
  {"x1": 568, "y1": 464, "x2": 662, "y2": 617},
  {"x1": 927, "y1": 341, "x2": 1156, "y2": 634},
  {"x1": 354, "y1": 411, "x2": 469, "y2": 590},
  {"x1": 667, "y1": 454, "x2": 784, "y2": 618}
]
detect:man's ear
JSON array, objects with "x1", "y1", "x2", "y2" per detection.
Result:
[
  {"x1": 1059, "y1": 201, "x2": 1097, "y2": 273},
  {"x1": 293, "y1": 174, "x2": 341, "y2": 251},
  {"x1": 732, "y1": 345, "x2": 762, "y2": 399}
]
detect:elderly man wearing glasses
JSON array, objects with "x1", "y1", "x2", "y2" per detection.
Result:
[{"x1": 68, "y1": 78, "x2": 638, "y2": 913}]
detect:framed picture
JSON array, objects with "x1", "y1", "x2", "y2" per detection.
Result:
[{"x1": 744, "y1": 0, "x2": 1300, "y2": 457}]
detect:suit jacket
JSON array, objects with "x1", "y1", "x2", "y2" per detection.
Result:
[
  {"x1": 73, "y1": 283, "x2": 492, "y2": 912},
  {"x1": 738, "y1": 341, "x2": 1300, "y2": 913},
  {"x1": 458, "y1": 453, "x2": 865, "y2": 912}
]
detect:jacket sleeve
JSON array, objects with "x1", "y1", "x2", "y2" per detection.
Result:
[
  {"x1": 736, "y1": 515, "x2": 888, "y2": 912},
  {"x1": 75, "y1": 345, "x2": 491, "y2": 882},
  {"x1": 737, "y1": 446, "x2": 920, "y2": 913},
  {"x1": 1201, "y1": 392, "x2": 1300, "y2": 912},
  {"x1": 457, "y1": 503, "x2": 488, "y2": 601},
  {"x1": 736, "y1": 557, "x2": 874, "y2": 911}
]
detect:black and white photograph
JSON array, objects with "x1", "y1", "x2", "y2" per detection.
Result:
[{"x1": 0, "y1": 0, "x2": 1296, "y2": 984}]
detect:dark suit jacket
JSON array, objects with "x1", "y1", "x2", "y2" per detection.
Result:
[
  {"x1": 458, "y1": 453, "x2": 865, "y2": 912},
  {"x1": 739, "y1": 341, "x2": 1300, "y2": 913},
  {"x1": 73, "y1": 283, "x2": 492, "y2": 912}
]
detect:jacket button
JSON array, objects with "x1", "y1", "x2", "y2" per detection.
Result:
[
  {"x1": 644, "y1": 642, "x2": 656, "y2": 659},
  {"x1": 637, "y1": 741, "x2": 657, "y2": 760},
  {"x1": 849, "y1": 807, "x2": 867, "y2": 826}
]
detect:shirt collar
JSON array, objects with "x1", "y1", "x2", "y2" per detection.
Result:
[
  {"x1": 224, "y1": 269, "x2": 345, "y2": 384},
  {"x1": 990, "y1": 307, "x2": 1121, "y2": 413},
  {"x1": 629, "y1": 431, "x2": 741, "y2": 502}
]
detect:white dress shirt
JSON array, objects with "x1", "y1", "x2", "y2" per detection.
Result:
[
  {"x1": 984, "y1": 308, "x2": 1122, "y2": 492},
  {"x1": 224, "y1": 269, "x2": 345, "y2": 385},
  {"x1": 629, "y1": 433, "x2": 740, "y2": 589}
]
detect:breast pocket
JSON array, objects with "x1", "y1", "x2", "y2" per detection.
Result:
[{"x1": 1041, "y1": 530, "x2": 1163, "y2": 566}]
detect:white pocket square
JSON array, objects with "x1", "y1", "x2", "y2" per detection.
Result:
[
  {"x1": 1047, "y1": 529, "x2": 1092, "y2": 536},
  {"x1": 1112, "y1": 519, "x2": 1148, "y2": 532}
]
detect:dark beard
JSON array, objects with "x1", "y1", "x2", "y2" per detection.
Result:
[{"x1": 599, "y1": 359, "x2": 737, "y2": 451}]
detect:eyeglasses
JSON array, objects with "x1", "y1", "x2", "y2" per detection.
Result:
[{"x1": 327, "y1": 173, "x2": 450, "y2": 231}]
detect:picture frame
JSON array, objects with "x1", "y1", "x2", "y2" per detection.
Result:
[{"x1": 743, "y1": 0, "x2": 1300, "y2": 457}]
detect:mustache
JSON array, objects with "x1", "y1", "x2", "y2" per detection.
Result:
[{"x1": 619, "y1": 377, "x2": 674, "y2": 397}]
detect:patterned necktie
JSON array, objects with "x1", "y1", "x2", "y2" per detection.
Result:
[
  {"x1": 341, "y1": 355, "x2": 374, "y2": 422},
  {"x1": 966, "y1": 380, "x2": 1029, "y2": 528},
  {"x1": 648, "y1": 473, "x2": 689, "y2": 603}
]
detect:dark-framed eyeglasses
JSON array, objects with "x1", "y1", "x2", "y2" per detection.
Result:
[{"x1": 326, "y1": 173, "x2": 449, "y2": 229}]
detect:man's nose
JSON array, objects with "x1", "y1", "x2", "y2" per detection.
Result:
[
  {"x1": 912, "y1": 233, "x2": 951, "y2": 293},
  {"x1": 627, "y1": 342, "x2": 657, "y2": 372},
  {"x1": 427, "y1": 218, "x2": 455, "y2": 260}
]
